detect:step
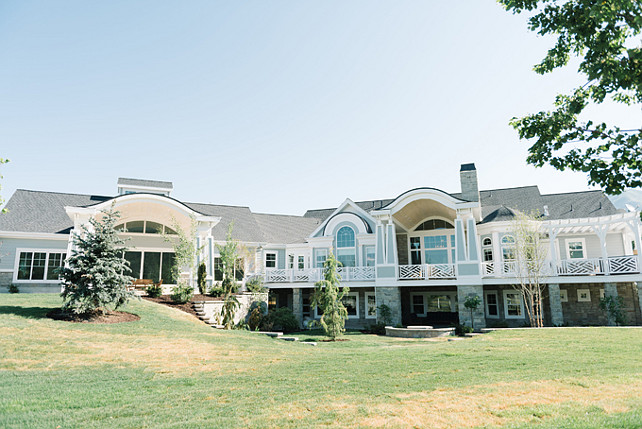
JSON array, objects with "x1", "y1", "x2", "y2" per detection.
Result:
[
  {"x1": 301, "y1": 341, "x2": 317, "y2": 346},
  {"x1": 249, "y1": 331, "x2": 283, "y2": 338},
  {"x1": 280, "y1": 337, "x2": 299, "y2": 342}
]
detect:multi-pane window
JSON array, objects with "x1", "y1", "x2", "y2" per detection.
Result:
[
  {"x1": 504, "y1": 291, "x2": 524, "y2": 318},
  {"x1": 410, "y1": 237, "x2": 422, "y2": 265},
  {"x1": 298, "y1": 256, "x2": 305, "y2": 270},
  {"x1": 115, "y1": 221, "x2": 176, "y2": 235},
  {"x1": 414, "y1": 219, "x2": 454, "y2": 231},
  {"x1": 265, "y1": 252, "x2": 277, "y2": 268},
  {"x1": 342, "y1": 293, "x2": 358, "y2": 317},
  {"x1": 501, "y1": 235, "x2": 516, "y2": 261},
  {"x1": 483, "y1": 248, "x2": 493, "y2": 262},
  {"x1": 124, "y1": 251, "x2": 176, "y2": 283},
  {"x1": 426, "y1": 295, "x2": 453, "y2": 312},
  {"x1": 364, "y1": 246, "x2": 376, "y2": 267},
  {"x1": 213, "y1": 257, "x2": 244, "y2": 281},
  {"x1": 567, "y1": 241, "x2": 585, "y2": 259},
  {"x1": 288, "y1": 254, "x2": 295, "y2": 269},
  {"x1": 365, "y1": 292, "x2": 376, "y2": 319},
  {"x1": 315, "y1": 249, "x2": 328, "y2": 268},
  {"x1": 17, "y1": 251, "x2": 66, "y2": 281},
  {"x1": 485, "y1": 291, "x2": 499, "y2": 317},
  {"x1": 412, "y1": 294, "x2": 425, "y2": 315},
  {"x1": 482, "y1": 237, "x2": 493, "y2": 262},
  {"x1": 336, "y1": 226, "x2": 356, "y2": 267}
]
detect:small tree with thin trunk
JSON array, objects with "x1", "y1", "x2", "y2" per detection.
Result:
[
  {"x1": 165, "y1": 216, "x2": 199, "y2": 303},
  {"x1": 510, "y1": 211, "x2": 549, "y2": 328},
  {"x1": 60, "y1": 206, "x2": 134, "y2": 315},
  {"x1": 464, "y1": 295, "x2": 481, "y2": 331},
  {"x1": 216, "y1": 223, "x2": 240, "y2": 329},
  {"x1": 311, "y1": 251, "x2": 349, "y2": 340}
]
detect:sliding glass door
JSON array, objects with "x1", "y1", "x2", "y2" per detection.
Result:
[{"x1": 125, "y1": 251, "x2": 176, "y2": 283}]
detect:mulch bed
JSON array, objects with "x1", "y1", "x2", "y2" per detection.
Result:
[
  {"x1": 319, "y1": 339, "x2": 350, "y2": 342},
  {"x1": 142, "y1": 294, "x2": 222, "y2": 318},
  {"x1": 47, "y1": 308, "x2": 140, "y2": 324}
]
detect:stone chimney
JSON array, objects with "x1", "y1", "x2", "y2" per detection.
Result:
[{"x1": 460, "y1": 163, "x2": 479, "y2": 202}]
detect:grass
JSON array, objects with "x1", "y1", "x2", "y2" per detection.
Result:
[{"x1": 1, "y1": 294, "x2": 641, "y2": 428}]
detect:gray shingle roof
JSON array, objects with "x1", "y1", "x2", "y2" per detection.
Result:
[
  {"x1": 304, "y1": 186, "x2": 618, "y2": 225},
  {"x1": 253, "y1": 213, "x2": 321, "y2": 244},
  {"x1": 0, "y1": 190, "x2": 320, "y2": 244},
  {"x1": 117, "y1": 178, "x2": 173, "y2": 189},
  {"x1": 0, "y1": 190, "x2": 110, "y2": 234}
]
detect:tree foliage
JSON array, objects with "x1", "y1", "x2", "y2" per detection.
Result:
[
  {"x1": 197, "y1": 261, "x2": 207, "y2": 295},
  {"x1": 0, "y1": 158, "x2": 8, "y2": 213},
  {"x1": 60, "y1": 207, "x2": 135, "y2": 315},
  {"x1": 216, "y1": 223, "x2": 241, "y2": 329},
  {"x1": 500, "y1": 0, "x2": 642, "y2": 194},
  {"x1": 311, "y1": 251, "x2": 349, "y2": 340},
  {"x1": 464, "y1": 295, "x2": 481, "y2": 331},
  {"x1": 509, "y1": 211, "x2": 549, "y2": 327},
  {"x1": 165, "y1": 217, "x2": 199, "y2": 304}
]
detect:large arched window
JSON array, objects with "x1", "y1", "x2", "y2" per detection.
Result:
[
  {"x1": 414, "y1": 219, "x2": 454, "y2": 231},
  {"x1": 115, "y1": 221, "x2": 177, "y2": 235},
  {"x1": 336, "y1": 226, "x2": 356, "y2": 267}
]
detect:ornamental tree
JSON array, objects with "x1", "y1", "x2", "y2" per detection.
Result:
[
  {"x1": 216, "y1": 223, "x2": 241, "y2": 329},
  {"x1": 499, "y1": 0, "x2": 642, "y2": 194},
  {"x1": 311, "y1": 251, "x2": 349, "y2": 340},
  {"x1": 60, "y1": 207, "x2": 135, "y2": 315}
]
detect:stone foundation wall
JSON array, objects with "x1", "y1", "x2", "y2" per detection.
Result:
[
  {"x1": 376, "y1": 286, "x2": 402, "y2": 326},
  {"x1": 559, "y1": 283, "x2": 640, "y2": 326},
  {"x1": 0, "y1": 272, "x2": 12, "y2": 289},
  {"x1": 457, "y1": 285, "x2": 486, "y2": 330}
]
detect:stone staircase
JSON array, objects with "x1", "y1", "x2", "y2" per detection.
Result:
[{"x1": 192, "y1": 301, "x2": 223, "y2": 328}]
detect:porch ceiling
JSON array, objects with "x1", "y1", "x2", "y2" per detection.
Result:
[{"x1": 392, "y1": 199, "x2": 456, "y2": 231}]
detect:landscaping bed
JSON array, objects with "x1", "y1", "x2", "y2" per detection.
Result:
[
  {"x1": 46, "y1": 308, "x2": 140, "y2": 324},
  {"x1": 142, "y1": 294, "x2": 220, "y2": 318}
]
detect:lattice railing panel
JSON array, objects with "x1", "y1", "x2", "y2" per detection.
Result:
[
  {"x1": 557, "y1": 258, "x2": 603, "y2": 275},
  {"x1": 426, "y1": 264, "x2": 456, "y2": 278},
  {"x1": 608, "y1": 256, "x2": 639, "y2": 274},
  {"x1": 398, "y1": 265, "x2": 425, "y2": 280},
  {"x1": 264, "y1": 269, "x2": 289, "y2": 283}
]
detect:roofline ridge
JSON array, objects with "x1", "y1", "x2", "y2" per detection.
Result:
[
  {"x1": 14, "y1": 189, "x2": 112, "y2": 198},
  {"x1": 541, "y1": 189, "x2": 604, "y2": 196}
]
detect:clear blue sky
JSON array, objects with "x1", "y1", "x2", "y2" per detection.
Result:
[{"x1": 0, "y1": 1, "x2": 636, "y2": 214}]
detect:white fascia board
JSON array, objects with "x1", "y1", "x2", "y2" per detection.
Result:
[
  {"x1": 357, "y1": 234, "x2": 376, "y2": 244},
  {"x1": 308, "y1": 198, "x2": 376, "y2": 238},
  {"x1": 118, "y1": 184, "x2": 173, "y2": 192},
  {"x1": 0, "y1": 231, "x2": 70, "y2": 240},
  {"x1": 307, "y1": 236, "x2": 334, "y2": 246}
]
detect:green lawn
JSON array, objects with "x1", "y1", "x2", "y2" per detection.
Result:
[{"x1": 1, "y1": 294, "x2": 641, "y2": 428}]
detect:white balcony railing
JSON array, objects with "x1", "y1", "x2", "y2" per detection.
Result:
[
  {"x1": 482, "y1": 255, "x2": 640, "y2": 278},
  {"x1": 264, "y1": 267, "x2": 375, "y2": 283},
  {"x1": 397, "y1": 264, "x2": 456, "y2": 280}
]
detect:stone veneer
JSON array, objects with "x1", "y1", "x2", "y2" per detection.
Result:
[
  {"x1": 0, "y1": 272, "x2": 12, "y2": 289},
  {"x1": 376, "y1": 286, "x2": 402, "y2": 326},
  {"x1": 457, "y1": 285, "x2": 486, "y2": 330}
]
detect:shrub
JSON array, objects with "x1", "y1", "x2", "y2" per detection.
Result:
[
  {"x1": 170, "y1": 283, "x2": 193, "y2": 304},
  {"x1": 248, "y1": 301, "x2": 267, "y2": 331},
  {"x1": 261, "y1": 307, "x2": 299, "y2": 333},
  {"x1": 453, "y1": 323, "x2": 473, "y2": 336},
  {"x1": 145, "y1": 284, "x2": 163, "y2": 298},
  {"x1": 368, "y1": 322, "x2": 387, "y2": 335},
  {"x1": 246, "y1": 276, "x2": 266, "y2": 293},
  {"x1": 377, "y1": 304, "x2": 393, "y2": 325},
  {"x1": 207, "y1": 282, "x2": 224, "y2": 297},
  {"x1": 8, "y1": 284, "x2": 19, "y2": 294},
  {"x1": 599, "y1": 295, "x2": 627, "y2": 326},
  {"x1": 197, "y1": 262, "x2": 207, "y2": 295}
]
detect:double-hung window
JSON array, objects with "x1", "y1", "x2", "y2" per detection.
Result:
[
  {"x1": 485, "y1": 291, "x2": 499, "y2": 318},
  {"x1": 503, "y1": 290, "x2": 524, "y2": 318},
  {"x1": 567, "y1": 239, "x2": 585, "y2": 259},
  {"x1": 315, "y1": 249, "x2": 328, "y2": 268},
  {"x1": 265, "y1": 252, "x2": 277, "y2": 269}
]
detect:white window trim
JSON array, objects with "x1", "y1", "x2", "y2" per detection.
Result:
[
  {"x1": 484, "y1": 290, "x2": 499, "y2": 319},
  {"x1": 336, "y1": 226, "x2": 357, "y2": 267},
  {"x1": 503, "y1": 290, "x2": 525, "y2": 319},
  {"x1": 577, "y1": 288, "x2": 591, "y2": 302},
  {"x1": 264, "y1": 251, "x2": 278, "y2": 269},
  {"x1": 123, "y1": 248, "x2": 179, "y2": 284},
  {"x1": 559, "y1": 289, "x2": 568, "y2": 302},
  {"x1": 315, "y1": 248, "x2": 328, "y2": 268},
  {"x1": 565, "y1": 238, "x2": 587, "y2": 260},
  {"x1": 365, "y1": 292, "x2": 377, "y2": 319},
  {"x1": 315, "y1": 292, "x2": 359, "y2": 319},
  {"x1": 407, "y1": 231, "x2": 456, "y2": 265},
  {"x1": 13, "y1": 248, "x2": 67, "y2": 284},
  {"x1": 364, "y1": 246, "x2": 376, "y2": 267},
  {"x1": 115, "y1": 220, "x2": 176, "y2": 236},
  {"x1": 482, "y1": 237, "x2": 492, "y2": 247}
]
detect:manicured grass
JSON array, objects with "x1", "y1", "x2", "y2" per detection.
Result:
[{"x1": 1, "y1": 294, "x2": 641, "y2": 428}]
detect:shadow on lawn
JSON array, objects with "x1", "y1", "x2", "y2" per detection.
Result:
[{"x1": 0, "y1": 305, "x2": 53, "y2": 319}]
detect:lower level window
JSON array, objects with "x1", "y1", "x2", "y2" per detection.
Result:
[
  {"x1": 365, "y1": 292, "x2": 376, "y2": 319},
  {"x1": 485, "y1": 291, "x2": 499, "y2": 318},
  {"x1": 411, "y1": 294, "x2": 425, "y2": 315},
  {"x1": 125, "y1": 251, "x2": 176, "y2": 283},
  {"x1": 503, "y1": 290, "x2": 524, "y2": 318},
  {"x1": 17, "y1": 251, "x2": 66, "y2": 281},
  {"x1": 342, "y1": 293, "x2": 358, "y2": 317}
]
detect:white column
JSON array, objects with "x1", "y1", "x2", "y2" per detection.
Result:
[
  {"x1": 548, "y1": 227, "x2": 560, "y2": 275},
  {"x1": 593, "y1": 224, "x2": 609, "y2": 275},
  {"x1": 491, "y1": 231, "x2": 501, "y2": 274}
]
